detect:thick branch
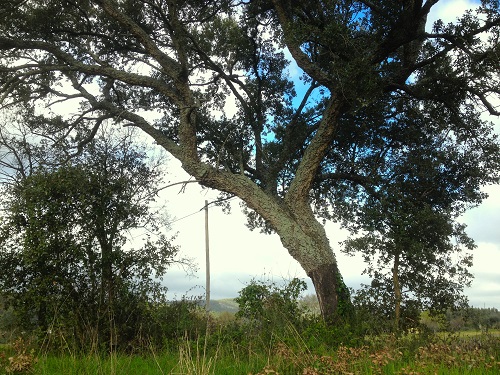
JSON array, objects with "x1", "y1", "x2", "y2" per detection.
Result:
[
  {"x1": 285, "y1": 97, "x2": 343, "y2": 205},
  {"x1": 0, "y1": 38, "x2": 183, "y2": 103},
  {"x1": 96, "y1": 0, "x2": 184, "y2": 83},
  {"x1": 271, "y1": 0, "x2": 336, "y2": 88}
]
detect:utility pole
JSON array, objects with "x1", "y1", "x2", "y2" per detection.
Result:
[{"x1": 204, "y1": 200, "x2": 210, "y2": 309}]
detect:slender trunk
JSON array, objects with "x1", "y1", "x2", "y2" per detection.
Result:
[
  {"x1": 393, "y1": 252, "x2": 402, "y2": 331},
  {"x1": 100, "y1": 238, "x2": 116, "y2": 350}
]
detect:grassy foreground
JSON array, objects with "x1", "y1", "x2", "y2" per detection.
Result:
[{"x1": 1, "y1": 330, "x2": 499, "y2": 374}]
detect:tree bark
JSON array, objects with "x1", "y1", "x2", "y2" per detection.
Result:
[
  {"x1": 308, "y1": 262, "x2": 352, "y2": 323},
  {"x1": 178, "y1": 153, "x2": 352, "y2": 323},
  {"x1": 272, "y1": 213, "x2": 352, "y2": 323}
]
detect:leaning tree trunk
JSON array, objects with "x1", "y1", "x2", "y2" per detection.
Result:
[
  {"x1": 275, "y1": 205, "x2": 353, "y2": 323},
  {"x1": 308, "y1": 262, "x2": 352, "y2": 322},
  {"x1": 152, "y1": 83, "x2": 351, "y2": 323},
  {"x1": 178, "y1": 155, "x2": 353, "y2": 324}
]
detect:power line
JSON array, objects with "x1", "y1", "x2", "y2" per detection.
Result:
[
  {"x1": 167, "y1": 195, "x2": 237, "y2": 226},
  {"x1": 128, "y1": 196, "x2": 238, "y2": 241},
  {"x1": 127, "y1": 208, "x2": 202, "y2": 241},
  {"x1": 167, "y1": 209, "x2": 203, "y2": 225}
]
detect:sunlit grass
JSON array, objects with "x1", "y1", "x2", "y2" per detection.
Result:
[
  {"x1": 32, "y1": 352, "x2": 271, "y2": 375},
  {"x1": 36, "y1": 354, "x2": 174, "y2": 375}
]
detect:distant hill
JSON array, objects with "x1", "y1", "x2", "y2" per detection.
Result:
[{"x1": 207, "y1": 299, "x2": 239, "y2": 314}]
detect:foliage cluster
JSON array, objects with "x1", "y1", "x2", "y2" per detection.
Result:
[
  {"x1": 436, "y1": 307, "x2": 500, "y2": 332},
  {"x1": 465, "y1": 307, "x2": 500, "y2": 331},
  {"x1": 235, "y1": 278, "x2": 308, "y2": 328},
  {"x1": 0, "y1": 127, "x2": 189, "y2": 353},
  {"x1": 351, "y1": 285, "x2": 429, "y2": 334}
]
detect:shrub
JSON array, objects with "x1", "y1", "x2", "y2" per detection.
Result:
[{"x1": 236, "y1": 278, "x2": 307, "y2": 325}]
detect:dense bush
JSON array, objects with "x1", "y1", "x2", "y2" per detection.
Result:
[
  {"x1": 2, "y1": 270, "x2": 499, "y2": 359},
  {"x1": 0, "y1": 130, "x2": 189, "y2": 353},
  {"x1": 235, "y1": 278, "x2": 308, "y2": 329}
]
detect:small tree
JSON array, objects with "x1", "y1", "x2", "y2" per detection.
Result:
[
  {"x1": 344, "y1": 204, "x2": 475, "y2": 332},
  {"x1": 0, "y1": 126, "x2": 188, "y2": 350}
]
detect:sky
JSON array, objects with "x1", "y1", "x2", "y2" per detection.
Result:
[{"x1": 157, "y1": 0, "x2": 500, "y2": 310}]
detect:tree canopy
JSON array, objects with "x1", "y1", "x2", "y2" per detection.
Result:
[{"x1": 0, "y1": 0, "x2": 499, "y2": 322}]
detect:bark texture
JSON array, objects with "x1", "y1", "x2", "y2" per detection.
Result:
[{"x1": 308, "y1": 262, "x2": 351, "y2": 323}]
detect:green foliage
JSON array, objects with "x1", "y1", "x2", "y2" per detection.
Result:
[
  {"x1": 234, "y1": 277, "x2": 309, "y2": 341},
  {"x1": 152, "y1": 297, "x2": 208, "y2": 346},
  {"x1": 449, "y1": 307, "x2": 500, "y2": 332},
  {"x1": 236, "y1": 278, "x2": 307, "y2": 324},
  {"x1": 0, "y1": 128, "x2": 185, "y2": 352},
  {"x1": 351, "y1": 284, "x2": 423, "y2": 334},
  {"x1": 301, "y1": 319, "x2": 364, "y2": 352}
]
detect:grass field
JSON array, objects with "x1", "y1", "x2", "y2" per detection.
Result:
[
  {"x1": 1, "y1": 329, "x2": 499, "y2": 374},
  {"x1": 1, "y1": 299, "x2": 499, "y2": 375}
]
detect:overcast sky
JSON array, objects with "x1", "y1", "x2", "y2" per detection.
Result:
[{"x1": 157, "y1": 0, "x2": 500, "y2": 310}]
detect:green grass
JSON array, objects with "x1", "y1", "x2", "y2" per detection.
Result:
[
  {"x1": 31, "y1": 352, "x2": 271, "y2": 375},
  {"x1": 1, "y1": 330, "x2": 499, "y2": 374},
  {"x1": 443, "y1": 329, "x2": 500, "y2": 337},
  {"x1": 37, "y1": 354, "x2": 170, "y2": 375},
  {"x1": 12, "y1": 333, "x2": 495, "y2": 375}
]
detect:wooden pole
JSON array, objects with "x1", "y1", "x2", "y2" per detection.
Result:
[{"x1": 205, "y1": 200, "x2": 210, "y2": 309}]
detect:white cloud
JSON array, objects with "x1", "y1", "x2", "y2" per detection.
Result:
[
  {"x1": 462, "y1": 186, "x2": 500, "y2": 244},
  {"x1": 467, "y1": 270, "x2": 500, "y2": 308},
  {"x1": 427, "y1": 0, "x2": 479, "y2": 30}
]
